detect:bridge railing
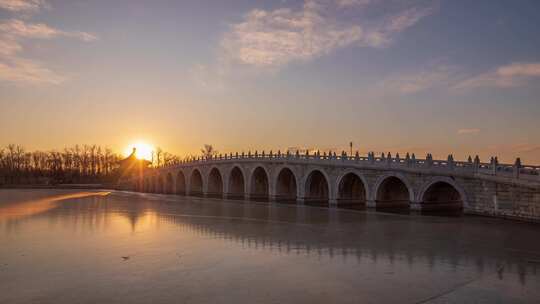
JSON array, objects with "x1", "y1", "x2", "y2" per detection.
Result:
[{"x1": 169, "y1": 150, "x2": 539, "y2": 182}]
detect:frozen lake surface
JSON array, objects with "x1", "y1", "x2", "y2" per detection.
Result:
[{"x1": 0, "y1": 189, "x2": 539, "y2": 304}]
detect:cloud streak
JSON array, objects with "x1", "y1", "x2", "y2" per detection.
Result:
[
  {"x1": 379, "y1": 64, "x2": 457, "y2": 94},
  {"x1": 0, "y1": 0, "x2": 46, "y2": 12},
  {"x1": 0, "y1": 4, "x2": 97, "y2": 85},
  {"x1": 0, "y1": 58, "x2": 65, "y2": 85},
  {"x1": 455, "y1": 62, "x2": 540, "y2": 89},
  {"x1": 221, "y1": 0, "x2": 435, "y2": 69},
  {"x1": 457, "y1": 128, "x2": 480, "y2": 135}
]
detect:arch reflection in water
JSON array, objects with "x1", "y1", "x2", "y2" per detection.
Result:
[
  {"x1": 17, "y1": 191, "x2": 535, "y2": 290},
  {"x1": 2, "y1": 189, "x2": 539, "y2": 304}
]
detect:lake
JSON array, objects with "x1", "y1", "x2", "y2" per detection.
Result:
[{"x1": 0, "y1": 189, "x2": 539, "y2": 303}]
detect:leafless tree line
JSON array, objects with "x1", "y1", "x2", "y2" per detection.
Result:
[
  {"x1": 151, "y1": 147, "x2": 182, "y2": 168},
  {"x1": 0, "y1": 144, "x2": 122, "y2": 185}
]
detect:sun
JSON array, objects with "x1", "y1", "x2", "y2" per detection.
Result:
[{"x1": 124, "y1": 141, "x2": 154, "y2": 161}]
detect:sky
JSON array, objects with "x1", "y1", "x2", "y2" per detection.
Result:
[{"x1": 0, "y1": 0, "x2": 539, "y2": 164}]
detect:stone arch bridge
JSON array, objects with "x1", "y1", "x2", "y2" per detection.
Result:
[{"x1": 126, "y1": 151, "x2": 540, "y2": 221}]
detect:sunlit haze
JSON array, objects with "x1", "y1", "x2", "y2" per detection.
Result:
[
  {"x1": 123, "y1": 141, "x2": 154, "y2": 161},
  {"x1": 1, "y1": 0, "x2": 540, "y2": 163}
]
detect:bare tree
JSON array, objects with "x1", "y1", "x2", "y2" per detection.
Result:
[
  {"x1": 0, "y1": 144, "x2": 181, "y2": 186},
  {"x1": 201, "y1": 144, "x2": 217, "y2": 159}
]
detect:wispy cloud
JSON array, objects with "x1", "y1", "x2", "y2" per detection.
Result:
[
  {"x1": 0, "y1": 4, "x2": 97, "y2": 85},
  {"x1": 457, "y1": 128, "x2": 480, "y2": 135},
  {"x1": 0, "y1": 0, "x2": 46, "y2": 12},
  {"x1": 0, "y1": 19, "x2": 97, "y2": 42},
  {"x1": 0, "y1": 58, "x2": 65, "y2": 85},
  {"x1": 335, "y1": 0, "x2": 372, "y2": 8},
  {"x1": 221, "y1": 0, "x2": 435, "y2": 69},
  {"x1": 379, "y1": 64, "x2": 457, "y2": 94},
  {"x1": 454, "y1": 62, "x2": 540, "y2": 89}
]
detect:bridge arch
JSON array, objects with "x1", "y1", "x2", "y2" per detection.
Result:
[
  {"x1": 274, "y1": 166, "x2": 299, "y2": 203},
  {"x1": 336, "y1": 170, "x2": 369, "y2": 209},
  {"x1": 228, "y1": 166, "x2": 246, "y2": 199},
  {"x1": 165, "y1": 172, "x2": 174, "y2": 194},
  {"x1": 418, "y1": 177, "x2": 467, "y2": 212},
  {"x1": 151, "y1": 175, "x2": 158, "y2": 193},
  {"x1": 373, "y1": 173, "x2": 415, "y2": 210},
  {"x1": 143, "y1": 177, "x2": 150, "y2": 193},
  {"x1": 176, "y1": 170, "x2": 186, "y2": 195},
  {"x1": 158, "y1": 175, "x2": 166, "y2": 193},
  {"x1": 207, "y1": 167, "x2": 224, "y2": 198},
  {"x1": 189, "y1": 169, "x2": 204, "y2": 196},
  {"x1": 249, "y1": 166, "x2": 269, "y2": 201},
  {"x1": 303, "y1": 168, "x2": 331, "y2": 206},
  {"x1": 133, "y1": 178, "x2": 142, "y2": 192}
]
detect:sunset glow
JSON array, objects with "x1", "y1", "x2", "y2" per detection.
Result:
[
  {"x1": 124, "y1": 142, "x2": 154, "y2": 161},
  {"x1": 1, "y1": 0, "x2": 540, "y2": 164}
]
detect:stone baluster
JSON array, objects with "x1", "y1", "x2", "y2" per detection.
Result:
[
  {"x1": 491, "y1": 156, "x2": 499, "y2": 174},
  {"x1": 405, "y1": 153, "x2": 411, "y2": 167},
  {"x1": 380, "y1": 152, "x2": 385, "y2": 163},
  {"x1": 261, "y1": 150, "x2": 265, "y2": 158},
  {"x1": 386, "y1": 152, "x2": 392, "y2": 166},
  {"x1": 425, "y1": 153, "x2": 433, "y2": 168},
  {"x1": 295, "y1": 150, "x2": 300, "y2": 158},
  {"x1": 286, "y1": 150, "x2": 290, "y2": 158},
  {"x1": 342, "y1": 151, "x2": 346, "y2": 162},
  {"x1": 355, "y1": 151, "x2": 360, "y2": 162},
  {"x1": 447, "y1": 154, "x2": 454, "y2": 170},
  {"x1": 474, "y1": 155, "x2": 480, "y2": 173},
  {"x1": 395, "y1": 153, "x2": 400, "y2": 164},
  {"x1": 248, "y1": 150, "x2": 252, "y2": 158},
  {"x1": 368, "y1": 152, "x2": 375, "y2": 164},
  {"x1": 255, "y1": 150, "x2": 258, "y2": 158},
  {"x1": 514, "y1": 157, "x2": 521, "y2": 179},
  {"x1": 269, "y1": 150, "x2": 273, "y2": 158},
  {"x1": 277, "y1": 150, "x2": 281, "y2": 158},
  {"x1": 333, "y1": 152, "x2": 337, "y2": 159}
]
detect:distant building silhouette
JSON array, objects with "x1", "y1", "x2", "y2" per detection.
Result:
[{"x1": 117, "y1": 148, "x2": 151, "y2": 188}]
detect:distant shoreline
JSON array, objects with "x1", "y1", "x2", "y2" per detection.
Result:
[{"x1": 0, "y1": 184, "x2": 114, "y2": 190}]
